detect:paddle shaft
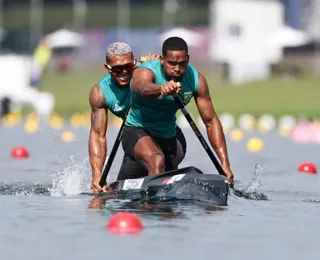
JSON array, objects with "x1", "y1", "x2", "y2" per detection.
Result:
[
  {"x1": 99, "y1": 107, "x2": 130, "y2": 187},
  {"x1": 173, "y1": 94, "x2": 226, "y2": 177}
]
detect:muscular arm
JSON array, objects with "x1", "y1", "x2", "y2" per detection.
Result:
[
  {"x1": 194, "y1": 72, "x2": 230, "y2": 167},
  {"x1": 88, "y1": 84, "x2": 108, "y2": 183},
  {"x1": 131, "y1": 67, "x2": 161, "y2": 98}
]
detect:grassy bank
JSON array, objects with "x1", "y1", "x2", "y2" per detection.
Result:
[{"x1": 40, "y1": 68, "x2": 320, "y2": 119}]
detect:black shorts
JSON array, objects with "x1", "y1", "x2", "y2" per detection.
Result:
[{"x1": 116, "y1": 125, "x2": 187, "y2": 181}]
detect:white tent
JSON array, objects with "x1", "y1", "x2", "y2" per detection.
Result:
[
  {"x1": 268, "y1": 25, "x2": 311, "y2": 48},
  {"x1": 0, "y1": 54, "x2": 55, "y2": 115},
  {"x1": 159, "y1": 27, "x2": 203, "y2": 46},
  {"x1": 44, "y1": 29, "x2": 85, "y2": 48}
]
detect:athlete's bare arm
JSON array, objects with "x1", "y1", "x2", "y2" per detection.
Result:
[
  {"x1": 130, "y1": 67, "x2": 160, "y2": 98},
  {"x1": 88, "y1": 84, "x2": 108, "y2": 191},
  {"x1": 131, "y1": 67, "x2": 181, "y2": 98},
  {"x1": 194, "y1": 72, "x2": 234, "y2": 184}
]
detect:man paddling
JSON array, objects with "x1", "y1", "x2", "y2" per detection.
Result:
[
  {"x1": 89, "y1": 42, "x2": 187, "y2": 193},
  {"x1": 123, "y1": 37, "x2": 234, "y2": 185}
]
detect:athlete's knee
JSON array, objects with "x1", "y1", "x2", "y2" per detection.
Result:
[{"x1": 144, "y1": 152, "x2": 165, "y2": 168}]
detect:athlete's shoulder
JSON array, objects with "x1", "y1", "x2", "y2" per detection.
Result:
[
  {"x1": 96, "y1": 73, "x2": 113, "y2": 107},
  {"x1": 89, "y1": 83, "x2": 106, "y2": 109},
  {"x1": 98, "y1": 73, "x2": 112, "y2": 89},
  {"x1": 139, "y1": 60, "x2": 160, "y2": 70}
]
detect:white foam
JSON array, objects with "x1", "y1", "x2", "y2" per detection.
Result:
[
  {"x1": 49, "y1": 157, "x2": 91, "y2": 196},
  {"x1": 244, "y1": 164, "x2": 264, "y2": 194}
]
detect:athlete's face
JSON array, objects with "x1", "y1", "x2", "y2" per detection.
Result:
[
  {"x1": 105, "y1": 53, "x2": 136, "y2": 86},
  {"x1": 161, "y1": 50, "x2": 189, "y2": 82}
]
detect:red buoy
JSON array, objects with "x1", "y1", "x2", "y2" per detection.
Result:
[
  {"x1": 298, "y1": 162, "x2": 317, "y2": 174},
  {"x1": 11, "y1": 146, "x2": 29, "y2": 159},
  {"x1": 107, "y1": 212, "x2": 143, "y2": 234}
]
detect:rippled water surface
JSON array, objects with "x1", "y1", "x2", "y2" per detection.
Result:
[{"x1": 1, "y1": 123, "x2": 320, "y2": 260}]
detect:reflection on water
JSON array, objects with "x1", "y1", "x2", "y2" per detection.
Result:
[{"x1": 87, "y1": 193, "x2": 227, "y2": 221}]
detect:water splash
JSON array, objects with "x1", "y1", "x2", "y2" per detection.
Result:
[
  {"x1": 244, "y1": 164, "x2": 264, "y2": 194},
  {"x1": 232, "y1": 164, "x2": 269, "y2": 200},
  {"x1": 0, "y1": 156, "x2": 105, "y2": 197},
  {"x1": 49, "y1": 156, "x2": 91, "y2": 196}
]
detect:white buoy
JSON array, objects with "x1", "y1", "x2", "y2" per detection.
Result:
[
  {"x1": 219, "y1": 112, "x2": 235, "y2": 132},
  {"x1": 278, "y1": 115, "x2": 297, "y2": 129},
  {"x1": 238, "y1": 114, "x2": 256, "y2": 131},
  {"x1": 257, "y1": 114, "x2": 276, "y2": 133}
]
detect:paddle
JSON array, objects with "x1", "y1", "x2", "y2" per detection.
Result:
[
  {"x1": 99, "y1": 106, "x2": 131, "y2": 187},
  {"x1": 173, "y1": 83, "x2": 237, "y2": 191}
]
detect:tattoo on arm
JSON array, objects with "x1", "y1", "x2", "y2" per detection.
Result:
[
  {"x1": 91, "y1": 111, "x2": 105, "y2": 159},
  {"x1": 88, "y1": 84, "x2": 108, "y2": 179}
]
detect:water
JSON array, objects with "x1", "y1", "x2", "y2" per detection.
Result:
[{"x1": 1, "y1": 123, "x2": 320, "y2": 260}]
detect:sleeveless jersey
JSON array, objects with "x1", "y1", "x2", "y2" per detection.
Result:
[
  {"x1": 125, "y1": 60, "x2": 199, "y2": 138},
  {"x1": 98, "y1": 61, "x2": 142, "y2": 119}
]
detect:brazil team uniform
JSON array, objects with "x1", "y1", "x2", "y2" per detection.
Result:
[
  {"x1": 98, "y1": 72, "x2": 132, "y2": 119},
  {"x1": 122, "y1": 60, "x2": 198, "y2": 171},
  {"x1": 98, "y1": 61, "x2": 187, "y2": 180}
]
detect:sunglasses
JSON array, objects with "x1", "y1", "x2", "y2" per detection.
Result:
[{"x1": 105, "y1": 60, "x2": 137, "y2": 74}]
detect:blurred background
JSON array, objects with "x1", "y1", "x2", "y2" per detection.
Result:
[
  {"x1": 0, "y1": 0, "x2": 319, "y2": 122},
  {"x1": 2, "y1": 2, "x2": 320, "y2": 256}
]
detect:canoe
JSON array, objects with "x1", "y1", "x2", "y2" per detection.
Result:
[{"x1": 109, "y1": 166, "x2": 229, "y2": 206}]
